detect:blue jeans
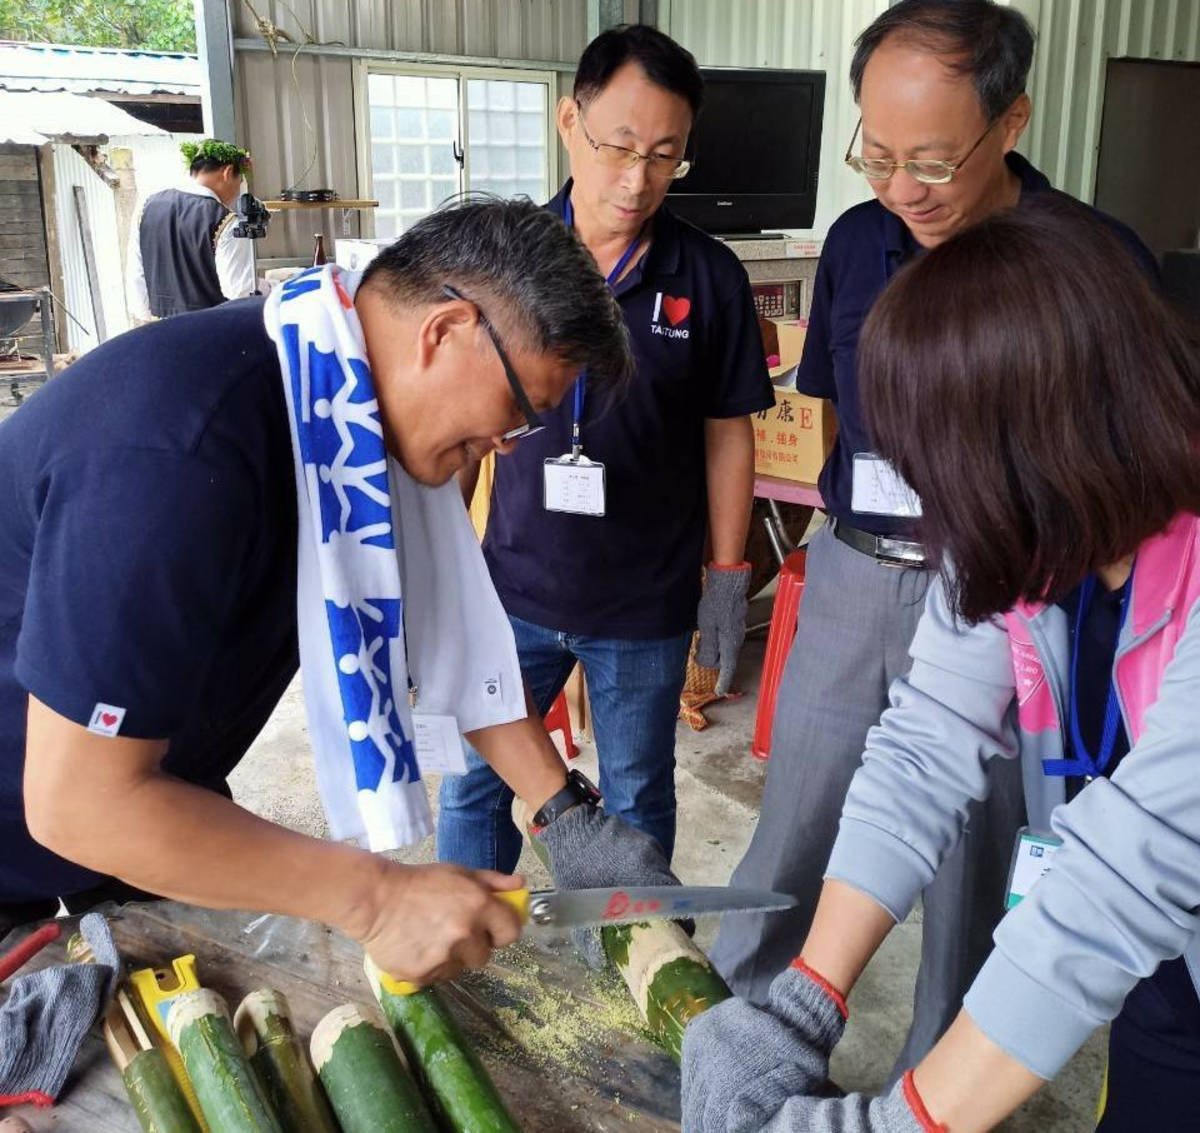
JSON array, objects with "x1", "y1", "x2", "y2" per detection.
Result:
[{"x1": 437, "y1": 614, "x2": 691, "y2": 872}]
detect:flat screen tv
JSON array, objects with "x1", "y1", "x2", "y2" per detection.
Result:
[{"x1": 667, "y1": 67, "x2": 825, "y2": 235}]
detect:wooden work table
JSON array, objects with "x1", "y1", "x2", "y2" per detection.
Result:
[{"x1": 8, "y1": 901, "x2": 682, "y2": 1131}]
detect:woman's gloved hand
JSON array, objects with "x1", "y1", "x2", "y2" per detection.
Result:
[{"x1": 682, "y1": 957, "x2": 849, "y2": 1132}]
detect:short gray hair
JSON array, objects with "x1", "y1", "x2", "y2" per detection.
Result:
[{"x1": 361, "y1": 196, "x2": 633, "y2": 399}]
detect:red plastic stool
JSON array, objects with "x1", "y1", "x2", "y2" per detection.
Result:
[
  {"x1": 752, "y1": 550, "x2": 807, "y2": 761},
  {"x1": 544, "y1": 688, "x2": 579, "y2": 761}
]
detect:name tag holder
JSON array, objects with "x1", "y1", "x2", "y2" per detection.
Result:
[
  {"x1": 1005, "y1": 826, "x2": 1062, "y2": 909},
  {"x1": 851, "y1": 452, "x2": 922, "y2": 518},
  {"x1": 543, "y1": 454, "x2": 606, "y2": 517}
]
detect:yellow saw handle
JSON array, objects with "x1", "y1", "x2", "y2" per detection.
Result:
[{"x1": 379, "y1": 887, "x2": 530, "y2": 996}]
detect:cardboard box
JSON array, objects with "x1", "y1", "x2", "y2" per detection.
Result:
[
  {"x1": 754, "y1": 389, "x2": 837, "y2": 483},
  {"x1": 334, "y1": 237, "x2": 393, "y2": 271},
  {"x1": 755, "y1": 317, "x2": 836, "y2": 483}
]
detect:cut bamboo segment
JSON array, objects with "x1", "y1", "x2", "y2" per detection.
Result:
[
  {"x1": 513, "y1": 798, "x2": 731, "y2": 1062},
  {"x1": 233, "y1": 990, "x2": 338, "y2": 1133},
  {"x1": 166, "y1": 989, "x2": 283, "y2": 1133},
  {"x1": 103, "y1": 993, "x2": 201, "y2": 1133},
  {"x1": 363, "y1": 956, "x2": 523, "y2": 1132},
  {"x1": 310, "y1": 1003, "x2": 437, "y2": 1133}
]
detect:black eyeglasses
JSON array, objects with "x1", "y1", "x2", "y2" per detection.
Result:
[{"x1": 442, "y1": 285, "x2": 545, "y2": 443}]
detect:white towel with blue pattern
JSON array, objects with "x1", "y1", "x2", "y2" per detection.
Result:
[{"x1": 265, "y1": 265, "x2": 525, "y2": 852}]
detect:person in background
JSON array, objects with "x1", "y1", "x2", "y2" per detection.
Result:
[
  {"x1": 439, "y1": 26, "x2": 773, "y2": 876},
  {"x1": 125, "y1": 137, "x2": 256, "y2": 322},
  {"x1": 711, "y1": 0, "x2": 1157, "y2": 1074},
  {"x1": 685, "y1": 196, "x2": 1200, "y2": 1133}
]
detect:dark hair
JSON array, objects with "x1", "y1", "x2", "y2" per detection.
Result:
[
  {"x1": 190, "y1": 155, "x2": 247, "y2": 176},
  {"x1": 850, "y1": 0, "x2": 1034, "y2": 121},
  {"x1": 574, "y1": 24, "x2": 703, "y2": 116},
  {"x1": 360, "y1": 196, "x2": 633, "y2": 398},
  {"x1": 859, "y1": 195, "x2": 1200, "y2": 623}
]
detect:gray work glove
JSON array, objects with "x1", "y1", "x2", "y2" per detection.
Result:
[
  {"x1": 682, "y1": 961, "x2": 848, "y2": 1133},
  {"x1": 0, "y1": 914, "x2": 119, "y2": 1108},
  {"x1": 750, "y1": 1074, "x2": 941, "y2": 1133},
  {"x1": 533, "y1": 803, "x2": 681, "y2": 969},
  {"x1": 696, "y1": 562, "x2": 752, "y2": 695}
]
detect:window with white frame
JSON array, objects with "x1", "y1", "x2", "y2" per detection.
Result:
[{"x1": 363, "y1": 64, "x2": 555, "y2": 239}]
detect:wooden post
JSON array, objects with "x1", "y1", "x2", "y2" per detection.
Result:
[{"x1": 72, "y1": 184, "x2": 106, "y2": 344}]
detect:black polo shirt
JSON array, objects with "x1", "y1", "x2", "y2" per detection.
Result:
[
  {"x1": 797, "y1": 152, "x2": 1159, "y2": 538},
  {"x1": 482, "y1": 183, "x2": 774, "y2": 639},
  {"x1": 0, "y1": 299, "x2": 298, "y2": 902}
]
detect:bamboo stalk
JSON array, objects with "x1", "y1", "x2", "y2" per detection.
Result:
[
  {"x1": 310, "y1": 1003, "x2": 437, "y2": 1133},
  {"x1": 233, "y1": 990, "x2": 337, "y2": 1133},
  {"x1": 363, "y1": 956, "x2": 523, "y2": 1132},
  {"x1": 166, "y1": 989, "x2": 283, "y2": 1133}
]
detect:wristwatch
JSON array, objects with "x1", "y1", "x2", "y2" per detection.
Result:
[{"x1": 532, "y1": 769, "x2": 602, "y2": 829}]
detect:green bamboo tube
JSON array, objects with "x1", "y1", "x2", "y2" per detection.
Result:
[
  {"x1": 515, "y1": 800, "x2": 731, "y2": 1062},
  {"x1": 363, "y1": 956, "x2": 523, "y2": 1132},
  {"x1": 166, "y1": 989, "x2": 283, "y2": 1133},
  {"x1": 310, "y1": 1003, "x2": 437, "y2": 1133},
  {"x1": 233, "y1": 990, "x2": 337, "y2": 1133},
  {"x1": 121, "y1": 1048, "x2": 204, "y2": 1133},
  {"x1": 103, "y1": 994, "x2": 201, "y2": 1133}
]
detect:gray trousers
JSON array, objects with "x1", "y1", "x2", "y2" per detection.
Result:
[{"x1": 710, "y1": 522, "x2": 1025, "y2": 1073}]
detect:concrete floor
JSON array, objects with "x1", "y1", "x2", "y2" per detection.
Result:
[{"x1": 229, "y1": 594, "x2": 1106, "y2": 1132}]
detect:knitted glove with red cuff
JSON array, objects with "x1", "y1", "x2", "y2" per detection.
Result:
[
  {"x1": 0, "y1": 914, "x2": 118, "y2": 1109},
  {"x1": 751, "y1": 1072, "x2": 946, "y2": 1133},
  {"x1": 695, "y1": 561, "x2": 752, "y2": 696},
  {"x1": 681, "y1": 957, "x2": 849, "y2": 1133}
]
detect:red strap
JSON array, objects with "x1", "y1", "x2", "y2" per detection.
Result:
[
  {"x1": 901, "y1": 1070, "x2": 948, "y2": 1133},
  {"x1": 0, "y1": 1090, "x2": 55, "y2": 1108},
  {"x1": 0, "y1": 922, "x2": 61, "y2": 984},
  {"x1": 707, "y1": 560, "x2": 751, "y2": 572},
  {"x1": 789, "y1": 956, "x2": 849, "y2": 1020}
]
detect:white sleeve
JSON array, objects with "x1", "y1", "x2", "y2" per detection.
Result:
[
  {"x1": 125, "y1": 198, "x2": 152, "y2": 321},
  {"x1": 214, "y1": 212, "x2": 256, "y2": 299}
]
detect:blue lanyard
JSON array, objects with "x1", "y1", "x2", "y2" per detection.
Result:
[
  {"x1": 1043, "y1": 570, "x2": 1133, "y2": 780},
  {"x1": 563, "y1": 194, "x2": 643, "y2": 455}
]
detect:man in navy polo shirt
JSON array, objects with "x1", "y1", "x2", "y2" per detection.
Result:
[
  {"x1": 439, "y1": 25, "x2": 773, "y2": 872},
  {"x1": 0, "y1": 200, "x2": 678, "y2": 986},
  {"x1": 710, "y1": 0, "x2": 1158, "y2": 1072}
]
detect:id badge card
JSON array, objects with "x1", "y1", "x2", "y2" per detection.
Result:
[
  {"x1": 412, "y1": 713, "x2": 467, "y2": 776},
  {"x1": 851, "y1": 453, "x2": 922, "y2": 518},
  {"x1": 543, "y1": 454, "x2": 606, "y2": 517},
  {"x1": 1004, "y1": 826, "x2": 1063, "y2": 909}
]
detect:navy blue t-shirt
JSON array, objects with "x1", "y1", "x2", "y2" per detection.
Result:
[
  {"x1": 0, "y1": 298, "x2": 298, "y2": 902},
  {"x1": 798, "y1": 152, "x2": 1160, "y2": 538},
  {"x1": 483, "y1": 185, "x2": 774, "y2": 639}
]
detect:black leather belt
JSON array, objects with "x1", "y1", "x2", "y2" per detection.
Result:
[{"x1": 831, "y1": 517, "x2": 929, "y2": 569}]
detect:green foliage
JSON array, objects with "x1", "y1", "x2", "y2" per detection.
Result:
[
  {"x1": 180, "y1": 138, "x2": 252, "y2": 172},
  {"x1": 0, "y1": 0, "x2": 197, "y2": 52}
]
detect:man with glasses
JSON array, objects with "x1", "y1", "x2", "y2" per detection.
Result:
[
  {"x1": 440, "y1": 25, "x2": 773, "y2": 878},
  {"x1": 711, "y1": 0, "x2": 1157, "y2": 1073},
  {"x1": 1, "y1": 199, "x2": 681, "y2": 987}
]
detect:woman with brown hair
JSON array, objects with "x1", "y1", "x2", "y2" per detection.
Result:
[{"x1": 682, "y1": 195, "x2": 1200, "y2": 1131}]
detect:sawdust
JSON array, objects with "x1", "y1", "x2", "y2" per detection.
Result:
[{"x1": 458, "y1": 940, "x2": 652, "y2": 1076}]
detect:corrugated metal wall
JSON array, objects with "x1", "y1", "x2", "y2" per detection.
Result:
[
  {"x1": 661, "y1": 0, "x2": 887, "y2": 236},
  {"x1": 1017, "y1": 0, "x2": 1200, "y2": 201},
  {"x1": 50, "y1": 144, "x2": 127, "y2": 352},
  {"x1": 231, "y1": 0, "x2": 608, "y2": 258},
  {"x1": 663, "y1": 0, "x2": 1200, "y2": 232}
]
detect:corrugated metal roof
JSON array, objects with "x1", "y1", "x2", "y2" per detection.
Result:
[
  {"x1": 0, "y1": 89, "x2": 167, "y2": 145},
  {"x1": 0, "y1": 41, "x2": 201, "y2": 96}
]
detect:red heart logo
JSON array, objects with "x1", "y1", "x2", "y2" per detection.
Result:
[
  {"x1": 662, "y1": 295, "x2": 691, "y2": 326},
  {"x1": 101, "y1": 712, "x2": 118, "y2": 727}
]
